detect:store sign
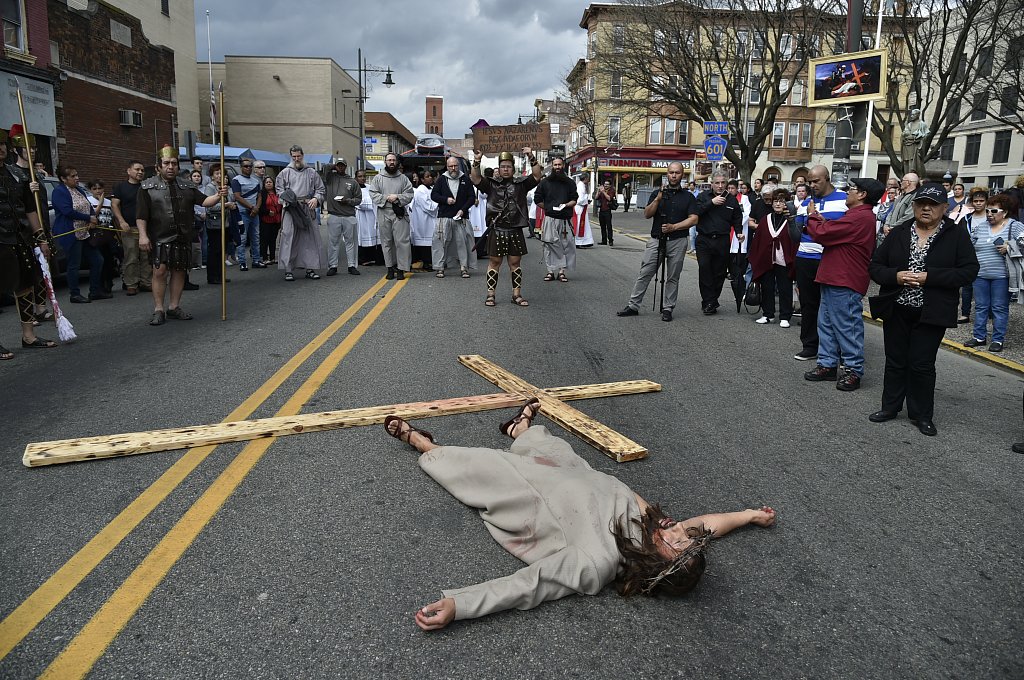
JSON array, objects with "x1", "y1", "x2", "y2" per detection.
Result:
[
  {"x1": 472, "y1": 123, "x2": 552, "y2": 154},
  {"x1": 0, "y1": 73, "x2": 56, "y2": 137},
  {"x1": 604, "y1": 158, "x2": 690, "y2": 169}
]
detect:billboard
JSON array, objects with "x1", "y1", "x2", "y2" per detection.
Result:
[{"x1": 807, "y1": 48, "x2": 887, "y2": 108}]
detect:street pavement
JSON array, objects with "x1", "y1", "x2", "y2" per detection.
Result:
[{"x1": 1, "y1": 218, "x2": 1022, "y2": 679}]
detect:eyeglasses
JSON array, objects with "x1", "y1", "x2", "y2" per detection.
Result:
[
  {"x1": 986, "y1": 208, "x2": 1005, "y2": 214},
  {"x1": 241, "y1": 164, "x2": 252, "y2": 168}
]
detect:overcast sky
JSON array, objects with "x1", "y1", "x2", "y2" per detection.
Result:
[{"x1": 195, "y1": 0, "x2": 592, "y2": 139}]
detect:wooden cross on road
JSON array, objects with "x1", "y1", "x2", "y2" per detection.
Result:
[{"x1": 24, "y1": 356, "x2": 660, "y2": 467}]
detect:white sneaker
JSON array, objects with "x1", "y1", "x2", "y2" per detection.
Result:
[
  {"x1": 755, "y1": 316, "x2": 771, "y2": 324},
  {"x1": 780, "y1": 319, "x2": 791, "y2": 328}
]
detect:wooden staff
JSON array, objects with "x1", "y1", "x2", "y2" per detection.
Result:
[
  {"x1": 218, "y1": 82, "x2": 226, "y2": 320},
  {"x1": 13, "y1": 79, "x2": 44, "y2": 223}
]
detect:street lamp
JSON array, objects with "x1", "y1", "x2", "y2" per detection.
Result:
[{"x1": 341, "y1": 49, "x2": 397, "y2": 170}]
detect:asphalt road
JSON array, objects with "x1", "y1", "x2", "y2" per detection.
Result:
[{"x1": 1, "y1": 218, "x2": 1022, "y2": 679}]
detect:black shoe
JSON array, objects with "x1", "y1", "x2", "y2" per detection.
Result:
[
  {"x1": 963, "y1": 337, "x2": 985, "y2": 348},
  {"x1": 327, "y1": 267, "x2": 338, "y2": 276},
  {"x1": 386, "y1": 267, "x2": 395, "y2": 280},
  {"x1": 804, "y1": 365, "x2": 837, "y2": 381},
  {"x1": 395, "y1": 270, "x2": 405, "y2": 280},
  {"x1": 69, "y1": 294, "x2": 91, "y2": 304},
  {"x1": 609, "y1": 241, "x2": 614, "y2": 246},
  {"x1": 138, "y1": 284, "x2": 152, "y2": 292},
  {"x1": 183, "y1": 281, "x2": 200, "y2": 291},
  {"x1": 989, "y1": 341, "x2": 1004, "y2": 352},
  {"x1": 1012, "y1": 442, "x2": 1024, "y2": 454},
  {"x1": 239, "y1": 263, "x2": 248, "y2": 272},
  {"x1": 702, "y1": 305, "x2": 717, "y2": 316},
  {"x1": 252, "y1": 261, "x2": 267, "y2": 269},
  {"x1": 599, "y1": 241, "x2": 607, "y2": 245},
  {"x1": 88, "y1": 292, "x2": 113, "y2": 300},
  {"x1": 869, "y1": 410, "x2": 899, "y2": 423},
  {"x1": 207, "y1": 278, "x2": 232, "y2": 284},
  {"x1": 348, "y1": 267, "x2": 360, "y2": 275},
  {"x1": 836, "y1": 371, "x2": 861, "y2": 391},
  {"x1": 911, "y1": 419, "x2": 937, "y2": 436},
  {"x1": 661, "y1": 309, "x2": 673, "y2": 322},
  {"x1": 793, "y1": 349, "x2": 816, "y2": 361},
  {"x1": 616, "y1": 307, "x2": 639, "y2": 317}
]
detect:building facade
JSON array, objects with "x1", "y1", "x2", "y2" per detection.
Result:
[{"x1": 425, "y1": 95, "x2": 442, "y2": 136}]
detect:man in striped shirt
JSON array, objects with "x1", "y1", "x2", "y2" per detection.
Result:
[{"x1": 793, "y1": 165, "x2": 848, "y2": 361}]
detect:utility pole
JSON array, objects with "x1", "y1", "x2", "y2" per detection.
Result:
[{"x1": 831, "y1": 0, "x2": 864, "y2": 190}]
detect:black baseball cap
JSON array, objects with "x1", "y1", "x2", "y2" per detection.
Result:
[
  {"x1": 848, "y1": 177, "x2": 885, "y2": 205},
  {"x1": 913, "y1": 183, "x2": 947, "y2": 205}
]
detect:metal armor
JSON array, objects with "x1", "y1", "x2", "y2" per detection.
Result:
[{"x1": 141, "y1": 176, "x2": 198, "y2": 244}]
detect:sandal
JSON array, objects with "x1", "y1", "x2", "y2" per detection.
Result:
[
  {"x1": 0, "y1": 344, "x2": 13, "y2": 360},
  {"x1": 499, "y1": 397, "x2": 541, "y2": 438},
  {"x1": 21, "y1": 337, "x2": 57, "y2": 348},
  {"x1": 305, "y1": 271, "x2": 321, "y2": 280},
  {"x1": 485, "y1": 293, "x2": 496, "y2": 307},
  {"x1": 149, "y1": 311, "x2": 166, "y2": 326},
  {"x1": 284, "y1": 272, "x2": 295, "y2": 281},
  {"x1": 384, "y1": 415, "x2": 436, "y2": 449},
  {"x1": 543, "y1": 272, "x2": 556, "y2": 282},
  {"x1": 460, "y1": 269, "x2": 470, "y2": 279},
  {"x1": 435, "y1": 270, "x2": 445, "y2": 278},
  {"x1": 557, "y1": 272, "x2": 569, "y2": 282},
  {"x1": 511, "y1": 295, "x2": 529, "y2": 307},
  {"x1": 166, "y1": 307, "x2": 193, "y2": 320}
]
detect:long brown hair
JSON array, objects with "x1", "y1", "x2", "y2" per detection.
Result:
[{"x1": 612, "y1": 504, "x2": 710, "y2": 597}]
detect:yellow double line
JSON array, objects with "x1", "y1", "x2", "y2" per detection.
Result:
[{"x1": 1, "y1": 275, "x2": 407, "y2": 678}]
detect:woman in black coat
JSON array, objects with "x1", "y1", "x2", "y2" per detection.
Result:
[{"x1": 867, "y1": 184, "x2": 979, "y2": 437}]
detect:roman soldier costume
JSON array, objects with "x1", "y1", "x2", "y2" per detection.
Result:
[{"x1": 136, "y1": 145, "x2": 205, "y2": 270}]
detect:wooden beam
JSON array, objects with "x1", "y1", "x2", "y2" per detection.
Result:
[
  {"x1": 458, "y1": 355, "x2": 650, "y2": 462},
  {"x1": 23, "y1": 379, "x2": 660, "y2": 467}
]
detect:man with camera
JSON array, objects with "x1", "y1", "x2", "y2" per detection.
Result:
[
  {"x1": 694, "y1": 171, "x2": 743, "y2": 315},
  {"x1": 616, "y1": 162, "x2": 698, "y2": 322}
]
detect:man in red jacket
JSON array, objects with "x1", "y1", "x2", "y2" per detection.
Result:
[{"x1": 804, "y1": 177, "x2": 884, "y2": 391}]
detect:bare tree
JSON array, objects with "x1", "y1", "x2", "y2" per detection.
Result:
[
  {"x1": 874, "y1": 0, "x2": 1024, "y2": 177},
  {"x1": 583, "y1": 0, "x2": 845, "y2": 182}
]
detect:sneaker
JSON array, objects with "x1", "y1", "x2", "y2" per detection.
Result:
[
  {"x1": 793, "y1": 349, "x2": 816, "y2": 361},
  {"x1": 252, "y1": 261, "x2": 267, "y2": 269},
  {"x1": 386, "y1": 267, "x2": 395, "y2": 280},
  {"x1": 963, "y1": 338, "x2": 986, "y2": 348},
  {"x1": 989, "y1": 341, "x2": 1004, "y2": 352},
  {"x1": 348, "y1": 267, "x2": 360, "y2": 275},
  {"x1": 326, "y1": 267, "x2": 338, "y2": 276},
  {"x1": 755, "y1": 316, "x2": 772, "y2": 324},
  {"x1": 616, "y1": 307, "x2": 639, "y2": 317},
  {"x1": 780, "y1": 319, "x2": 791, "y2": 328},
  {"x1": 394, "y1": 269, "x2": 405, "y2": 281},
  {"x1": 661, "y1": 309, "x2": 673, "y2": 322},
  {"x1": 836, "y1": 370, "x2": 861, "y2": 391},
  {"x1": 225, "y1": 258, "x2": 234, "y2": 266},
  {"x1": 239, "y1": 263, "x2": 248, "y2": 272},
  {"x1": 804, "y1": 365, "x2": 838, "y2": 381}
]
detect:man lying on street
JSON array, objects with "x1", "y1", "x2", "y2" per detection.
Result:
[{"x1": 384, "y1": 399, "x2": 777, "y2": 631}]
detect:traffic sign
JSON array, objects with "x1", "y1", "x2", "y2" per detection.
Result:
[
  {"x1": 704, "y1": 136, "x2": 727, "y2": 161},
  {"x1": 363, "y1": 137, "x2": 378, "y2": 144},
  {"x1": 703, "y1": 121, "x2": 729, "y2": 137}
]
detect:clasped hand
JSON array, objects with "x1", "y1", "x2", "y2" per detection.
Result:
[{"x1": 897, "y1": 270, "x2": 927, "y2": 287}]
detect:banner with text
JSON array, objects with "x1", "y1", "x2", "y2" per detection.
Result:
[{"x1": 472, "y1": 123, "x2": 552, "y2": 154}]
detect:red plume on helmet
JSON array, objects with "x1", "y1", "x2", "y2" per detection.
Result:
[{"x1": 8, "y1": 123, "x2": 35, "y2": 148}]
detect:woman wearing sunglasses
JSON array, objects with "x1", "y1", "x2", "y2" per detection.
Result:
[{"x1": 964, "y1": 194, "x2": 1024, "y2": 352}]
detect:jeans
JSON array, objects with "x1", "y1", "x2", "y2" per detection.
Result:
[
  {"x1": 235, "y1": 210, "x2": 261, "y2": 265},
  {"x1": 972, "y1": 277, "x2": 1009, "y2": 343},
  {"x1": 817, "y1": 284, "x2": 866, "y2": 375},
  {"x1": 65, "y1": 239, "x2": 104, "y2": 297}
]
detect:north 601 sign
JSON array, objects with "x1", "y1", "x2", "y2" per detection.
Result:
[{"x1": 704, "y1": 136, "x2": 727, "y2": 162}]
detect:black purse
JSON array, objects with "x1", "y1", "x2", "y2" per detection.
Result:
[{"x1": 744, "y1": 281, "x2": 762, "y2": 307}]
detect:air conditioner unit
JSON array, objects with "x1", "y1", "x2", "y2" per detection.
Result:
[
  {"x1": 801, "y1": 142, "x2": 810, "y2": 148},
  {"x1": 119, "y1": 109, "x2": 142, "y2": 128}
]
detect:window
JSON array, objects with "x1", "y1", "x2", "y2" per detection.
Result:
[
  {"x1": 971, "y1": 91, "x2": 987, "y2": 121},
  {"x1": 608, "y1": 117, "x2": 620, "y2": 144},
  {"x1": 588, "y1": 31, "x2": 597, "y2": 58},
  {"x1": 791, "y1": 80, "x2": 805, "y2": 106},
  {"x1": 937, "y1": 137, "x2": 954, "y2": 161},
  {"x1": 2, "y1": 0, "x2": 24, "y2": 50},
  {"x1": 788, "y1": 123, "x2": 799, "y2": 147},
  {"x1": 587, "y1": 76, "x2": 595, "y2": 102},
  {"x1": 833, "y1": 32, "x2": 845, "y2": 54},
  {"x1": 825, "y1": 123, "x2": 836, "y2": 151},
  {"x1": 780, "y1": 34, "x2": 794, "y2": 59},
  {"x1": 772, "y1": 122, "x2": 785, "y2": 147},
  {"x1": 432, "y1": 105, "x2": 437, "y2": 117},
  {"x1": 752, "y1": 33, "x2": 765, "y2": 59},
  {"x1": 779, "y1": 78, "x2": 789, "y2": 102},
  {"x1": 610, "y1": 72, "x2": 622, "y2": 99},
  {"x1": 993, "y1": 130, "x2": 1012, "y2": 164},
  {"x1": 678, "y1": 120, "x2": 688, "y2": 145},
  {"x1": 749, "y1": 75, "x2": 761, "y2": 104},
  {"x1": 964, "y1": 133, "x2": 981, "y2": 165},
  {"x1": 737, "y1": 30, "x2": 748, "y2": 58},
  {"x1": 1008, "y1": 35, "x2": 1024, "y2": 71},
  {"x1": 161, "y1": 0, "x2": 169, "y2": 16},
  {"x1": 989, "y1": 176, "x2": 1005, "y2": 191},
  {"x1": 648, "y1": 118, "x2": 662, "y2": 145},
  {"x1": 665, "y1": 119, "x2": 677, "y2": 144},
  {"x1": 801, "y1": 123, "x2": 811, "y2": 147},
  {"x1": 746, "y1": 121, "x2": 755, "y2": 141},
  {"x1": 613, "y1": 24, "x2": 624, "y2": 53},
  {"x1": 977, "y1": 46, "x2": 993, "y2": 78},
  {"x1": 709, "y1": 74, "x2": 720, "y2": 102},
  {"x1": 1000, "y1": 86, "x2": 1019, "y2": 117}
]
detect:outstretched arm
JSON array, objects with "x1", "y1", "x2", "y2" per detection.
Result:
[{"x1": 681, "y1": 507, "x2": 776, "y2": 537}]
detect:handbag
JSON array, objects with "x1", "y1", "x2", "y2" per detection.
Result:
[{"x1": 743, "y1": 281, "x2": 762, "y2": 307}]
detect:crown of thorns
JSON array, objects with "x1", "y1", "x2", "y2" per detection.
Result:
[{"x1": 640, "y1": 525, "x2": 714, "y2": 595}]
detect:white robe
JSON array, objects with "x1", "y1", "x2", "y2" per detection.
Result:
[
  {"x1": 574, "y1": 182, "x2": 594, "y2": 246},
  {"x1": 409, "y1": 184, "x2": 437, "y2": 247},
  {"x1": 357, "y1": 186, "x2": 378, "y2": 246},
  {"x1": 470, "y1": 189, "x2": 488, "y2": 237}
]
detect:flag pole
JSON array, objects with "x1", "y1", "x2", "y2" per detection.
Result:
[{"x1": 218, "y1": 82, "x2": 226, "y2": 321}]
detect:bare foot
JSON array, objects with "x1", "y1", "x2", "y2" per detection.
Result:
[{"x1": 749, "y1": 506, "x2": 777, "y2": 527}]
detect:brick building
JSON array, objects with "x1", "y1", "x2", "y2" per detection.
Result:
[{"x1": 48, "y1": 0, "x2": 177, "y2": 186}]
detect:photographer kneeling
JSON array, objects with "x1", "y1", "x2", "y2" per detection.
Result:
[{"x1": 616, "y1": 162, "x2": 698, "y2": 322}]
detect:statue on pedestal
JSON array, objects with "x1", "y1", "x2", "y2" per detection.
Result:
[{"x1": 900, "y1": 108, "x2": 929, "y2": 176}]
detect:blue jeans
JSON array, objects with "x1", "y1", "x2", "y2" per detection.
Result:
[
  {"x1": 972, "y1": 277, "x2": 1009, "y2": 343},
  {"x1": 65, "y1": 239, "x2": 104, "y2": 297},
  {"x1": 236, "y1": 210, "x2": 261, "y2": 264},
  {"x1": 817, "y1": 284, "x2": 866, "y2": 375}
]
